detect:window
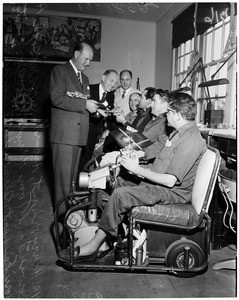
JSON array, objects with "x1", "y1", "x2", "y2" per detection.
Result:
[{"x1": 172, "y1": 16, "x2": 236, "y2": 128}]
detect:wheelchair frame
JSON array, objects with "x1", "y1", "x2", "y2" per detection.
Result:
[{"x1": 54, "y1": 146, "x2": 220, "y2": 276}]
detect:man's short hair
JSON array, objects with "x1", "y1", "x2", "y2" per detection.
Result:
[
  {"x1": 73, "y1": 43, "x2": 92, "y2": 54},
  {"x1": 155, "y1": 88, "x2": 170, "y2": 102},
  {"x1": 144, "y1": 87, "x2": 157, "y2": 100},
  {"x1": 103, "y1": 69, "x2": 118, "y2": 76},
  {"x1": 129, "y1": 92, "x2": 141, "y2": 100},
  {"x1": 73, "y1": 43, "x2": 84, "y2": 54},
  {"x1": 120, "y1": 70, "x2": 132, "y2": 78},
  {"x1": 168, "y1": 92, "x2": 197, "y2": 121}
]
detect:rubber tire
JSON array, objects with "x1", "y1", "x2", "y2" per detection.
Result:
[{"x1": 165, "y1": 238, "x2": 204, "y2": 276}]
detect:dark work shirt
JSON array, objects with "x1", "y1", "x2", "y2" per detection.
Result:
[
  {"x1": 141, "y1": 121, "x2": 207, "y2": 204},
  {"x1": 131, "y1": 108, "x2": 151, "y2": 132}
]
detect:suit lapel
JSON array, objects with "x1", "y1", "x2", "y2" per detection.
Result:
[
  {"x1": 66, "y1": 63, "x2": 83, "y2": 92},
  {"x1": 81, "y1": 73, "x2": 90, "y2": 96},
  {"x1": 106, "y1": 91, "x2": 114, "y2": 109},
  {"x1": 89, "y1": 84, "x2": 100, "y2": 102}
]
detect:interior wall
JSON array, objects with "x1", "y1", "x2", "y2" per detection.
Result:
[
  {"x1": 155, "y1": 3, "x2": 189, "y2": 91},
  {"x1": 3, "y1": 5, "x2": 156, "y2": 91},
  {"x1": 85, "y1": 17, "x2": 156, "y2": 90}
]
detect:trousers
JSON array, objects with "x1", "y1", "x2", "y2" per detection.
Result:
[
  {"x1": 98, "y1": 183, "x2": 171, "y2": 237},
  {"x1": 51, "y1": 143, "x2": 82, "y2": 215}
]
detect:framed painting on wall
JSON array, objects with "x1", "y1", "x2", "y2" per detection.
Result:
[{"x1": 3, "y1": 14, "x2": 101, "y2": 61}]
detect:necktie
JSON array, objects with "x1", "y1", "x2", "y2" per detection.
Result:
[
  {"x1": 77, "y1": 71, "x2": 82, "y2": 84},
  {"x1": 100, "y1": 92, "x2": 107, "y2": 103},
  {"x1": 122, "y1": 90, "x2": 126, "y2": 99}
]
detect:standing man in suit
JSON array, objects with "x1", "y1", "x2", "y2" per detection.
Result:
[
  {"x1": 114, "y1": 70, "x2": 140, "y2": 116},
  {"x1": 49, "y1": 43, "x2": 98, "y2": 215},
  {"x1": 79, "y1": 69, "x2": 119, "y2": 170}
]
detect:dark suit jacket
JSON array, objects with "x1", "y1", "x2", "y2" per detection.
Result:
[
  {"x1": 79, "y1": 84, "x2": 115, "y2": 169},
  {"x1": 90, "y1": 83, "x2": 114, "y2": 109},
  {"x1": 89, "y1": 83, "x2": 115, "y2": 128},
  {"x1": 49, "y1": 62, "x2": 90, "y2": 146}
]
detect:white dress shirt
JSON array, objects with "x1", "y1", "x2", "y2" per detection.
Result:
[
  {"x1": 114, "y1": 87, "x2": 140, "y2": 116},
  {"x1": 99, "y1": 83, "x2": 106, "y2": 100},
  {"x1": 69, "y1": 59, "x2": 81, "y2": 80}
]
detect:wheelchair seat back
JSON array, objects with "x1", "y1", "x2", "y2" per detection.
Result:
[
  {"x1": 131, "y1": 146, "x2": 221, "y2": 228},
  {"x1": 192, "y1": 147, "x2": 221, "y2": 215}
]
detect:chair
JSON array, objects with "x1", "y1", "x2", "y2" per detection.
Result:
[{"x1": 128, "y1": 146, "x2": 221, "y2": 272}]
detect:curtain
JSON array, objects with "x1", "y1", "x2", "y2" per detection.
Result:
[{"x1": 172, "y1": 3, "x2": 233, "y2": 48}]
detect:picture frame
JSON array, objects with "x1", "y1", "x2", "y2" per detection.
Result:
[{"x1": 3, "y1": 14, "x2": 101, "y2": 61}]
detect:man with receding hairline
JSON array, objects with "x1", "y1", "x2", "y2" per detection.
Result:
[
  {"x1": 79, "y1": 69, "x2": 119, "y2": 170},
  {"x1": 49, "y1": 42, "x2": 98, "y2": 215}
]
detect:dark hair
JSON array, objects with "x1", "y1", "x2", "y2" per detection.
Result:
[
  {"x1": 144, "y1": 87, "x2": 157, "y2": 100},
  {"x1": 73, "y1": 43, "x2": 92, "y2": 54},
  {"x1": 155, "y1": 88, "x2": 170, "y2": 102},
  {"x1": 73, "y1": 43, "x2": 84, "y2": 54},
  {"x1": 120, "y1": 70, "x2": 132, "y2": 78},
  {"x1": 103, "y1": 69, "x2": 118, "y2": 76},
  {"x1": 168, "y1": 92, "x2": 197, "y2": 121}
]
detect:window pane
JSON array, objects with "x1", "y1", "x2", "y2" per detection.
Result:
[
  {"x1": 180, "y1": 58, "x2": 184, "y2": 73},
  {"x1": 178, "y1": 44, "x2": 182, "y2": 57},
  {"x1": 185, "y1": 54, "x2": 190, "y2": 70},
  {"x1": 191, "y1": 37, "x2": 194, "y2": 51},
  {"x1": 214, "y1": 27, "x2": 222, "y2": 59},
  {"x1": 218, "y1": 61, "x2": 228, "y2": 78},
  {"x1": 211, "y1": 98, "x2": 226, "y2": 110},
  {"x1": 218, "y1": 84, "x2": 227, "y2": 97},
  {"x1": 207, "y1": 86, "x2": 216, "y2": 97},
  {"x1": 209, "y1": 65, "x2": 217, "y2": 80},
  {"x1": 205, "y1": 33, "x2": 212, "y2": 63},
  {"x1": 223, "y1": 22, "x2": 230, "y2": 49},
  {"x1": 185, "y1": 40, "x2": 190, "y2": 53}
]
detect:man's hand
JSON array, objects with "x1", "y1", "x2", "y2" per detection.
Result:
[
  {"x1": 116, "y1": 114, "x2": 126, "y2": 124},
  {"x1": 120, "y1": 149, "x2": 145, "y2": 159},
  {"x1": 120, "y1": 155, "x2": 140, "y2": 173},
  {"x1": 135, "y1": 150, "x2": 145, "y2": 158},
  {"x1": 66, "y1": 91, "x2": 90, "y2": 99},
  {"x1": 97, "y1": 109, "x2": 108, "y2": 117},
  {"x1": 100, "y1": 151, "x2": 121, "y2": 167},
  {"x1": 113, "y1": 107, "x2": 124, "y2": 116},
  {"x1": 86, "y1": 99, "x2": 99, "y2": 113}
]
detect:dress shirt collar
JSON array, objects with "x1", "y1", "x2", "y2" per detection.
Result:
[
  {"x1": 172, "y1": 121, "x2": 197, "y2": 138},
  {"x1": 99, "y1": 83, "x2": 106, "y2": 99},
  {"x1": 70, "y1": 59, "x2": 80, "y2": 75},
  {"x1": 151, "y1": 113, "x2": 166, "y2": 121},
  {"x1": 120, "y1": 87, "x2": 131, "y2": 94}
]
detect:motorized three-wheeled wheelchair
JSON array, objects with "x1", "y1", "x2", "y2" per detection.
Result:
[{"x1": 54, "y1": 146, "x2": 220, "y2": 277}]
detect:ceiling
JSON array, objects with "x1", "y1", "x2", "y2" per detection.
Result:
[{"x1": 4, "y1": 2, "x2": 175, "y2": 23}]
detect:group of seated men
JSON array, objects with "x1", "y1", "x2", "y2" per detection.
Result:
[
  {"x1": 66, "y1": 89, "x2": 207, "y2": 260},
  {"x1": 93, "y1": 87, "x2": 173, "y2": 159}
]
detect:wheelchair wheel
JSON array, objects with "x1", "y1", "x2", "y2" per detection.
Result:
[
  {"x1": 165, "y1": 238, "x2": 204, "y2": 270},
  {"x1": 83, "y1": 154, "x2": 105, "y2": 172}
]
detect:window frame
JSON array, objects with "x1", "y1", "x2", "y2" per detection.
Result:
[{"x1": 171, "y1": 16, "x2": 236, "y2": 127}]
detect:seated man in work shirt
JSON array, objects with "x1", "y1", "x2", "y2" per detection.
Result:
[{"x1": 63, "y1": 92, "x2": 207, "y2": 259}]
